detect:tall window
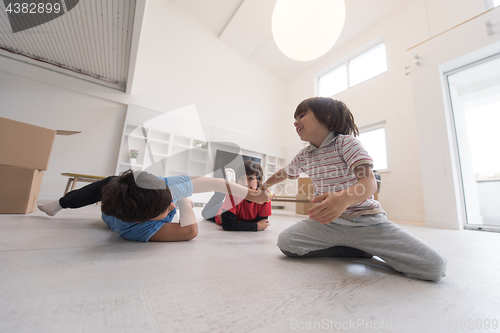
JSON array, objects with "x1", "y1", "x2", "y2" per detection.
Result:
[
  {"x1": 317, "y1": 42, "x2": 387, "y2": 97},
  {"x1": 358, "y1": 125, "x2": 388, "y2": 171}
]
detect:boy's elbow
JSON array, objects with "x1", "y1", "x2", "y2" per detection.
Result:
[
  {"x1": 358, "y1": 178, "x2": 377, "y2": 198},
  {"x1": 185, "y1": 223, "x2": 198, "y2": 240},
  {"x1": 221, "y1": 222, "x2": 233, "y2": 231},
  {"x1": 221, "y1": 219, "x2": 238, "y2": 231}
]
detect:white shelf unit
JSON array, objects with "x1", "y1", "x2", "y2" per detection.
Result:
[
  {"x1": 117, "y1": 123, "x2": 165, "y2": 173},
  {"x1": 117, "y1": 104, "x2": 288, "y2": 205},
  {"x1": 264, "y1": 155, "x2": 287, "y2": 195},
  {"x1": 116, "y1": 122, "x2": 210, "y2": 179}
]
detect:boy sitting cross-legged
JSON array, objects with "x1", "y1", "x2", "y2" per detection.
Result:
[{"x1": 260, "y1": 97, "x2": 447, "y2": 281}]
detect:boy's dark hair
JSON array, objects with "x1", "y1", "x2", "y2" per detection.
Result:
[
  {"x1": 236, "y1": 160, "x2": 264, "y2": 185},
  {"x1": 294, "y1": 97, "x2": 359, "y2": 136},
  {"x1": 101, "y1": 169, "x2": 172, "y2": 223}
]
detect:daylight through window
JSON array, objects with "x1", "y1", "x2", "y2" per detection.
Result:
[
  {"x1": 318, "y1": 64, "x2": 347, "y2": 97},
  {"x1": 349, "y1": 42, "x2": 387, "y2": 87},
  {"x1": 317, "y1": 42, "x2": 387, "y2": 97},
  {"x1": 358, "y1": 126, "x2": 388, "y2": 171}
]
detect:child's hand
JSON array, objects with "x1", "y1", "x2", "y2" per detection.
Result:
[
  {"x1": 250, "y1": 189, "x2": 271, "y2": 204},
  {"x1": 257, "y1": 219, "x2": 270, "y2": 230},
  {"x1": 307, "y1": 193, "x2": 349, "y2": 224},
  {"x1": 264, "y1": 191, "x2": 275, "y2": 202}
]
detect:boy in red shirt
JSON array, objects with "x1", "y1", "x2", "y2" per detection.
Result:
[{"x1": 202, "y1": 161, "x2": 271, "y2": 231}]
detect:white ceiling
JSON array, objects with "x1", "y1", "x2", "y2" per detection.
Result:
[
  {"x1": 0, "y1": 0, "x2": 138, "y2": 91},
  {"x1": 0, "y1": 0, "x2": 418, "y2": 89},
  {"x1": 173, "y1": 0, "x2": 416, "y2": 82}
]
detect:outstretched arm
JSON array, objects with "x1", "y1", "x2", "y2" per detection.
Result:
[
  {"x1": 259, "y1": 168, "x2": 288, "y2": 191},
  {"x1": 191, "y1": 177, "x2": 270, "y2": 203}
]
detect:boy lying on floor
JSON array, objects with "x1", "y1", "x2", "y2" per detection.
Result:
[{"x1": 39, "y1": 169, "x2": 270, "y2": 242}]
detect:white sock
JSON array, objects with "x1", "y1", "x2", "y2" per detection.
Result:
[{"x1": 38, "y1": 201, "x2": 63, "y2": 216}]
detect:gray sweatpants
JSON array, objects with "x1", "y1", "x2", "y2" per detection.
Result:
[{"x1": 277, "y1": 213, "x2": 447, "y2": 281}]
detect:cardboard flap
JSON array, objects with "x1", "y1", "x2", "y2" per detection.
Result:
[
  {"x1": 56, "y1": 130, "x2": 81, "y2": 136},
  {"x1": 0, "y1": 117, "x2": 56, "y2": 170}
]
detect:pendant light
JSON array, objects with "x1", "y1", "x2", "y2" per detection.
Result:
[{"x1": 272, "y1": 0, "x2": 346, "y2": 61}]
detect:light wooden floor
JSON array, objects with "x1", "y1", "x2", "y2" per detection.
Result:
[{"x1": 1, "y1": 203, "x2": 499, "y2": 333}]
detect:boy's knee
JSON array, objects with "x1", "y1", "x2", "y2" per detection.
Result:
[
  {"x1": 410, "y1": 252, "x2": 447, "y2": 282},
  {"x1": 277, "y1": 229, "x2": 301, "y2": 255},
  {"x1": 427, "y1": 254, "x2": 447, "y2": 281},
  {"x1": 276, "y1": 230, "x2": 290, "y2": 250}
]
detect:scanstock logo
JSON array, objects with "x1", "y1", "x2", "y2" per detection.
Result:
[{"x1": 3, "y1": 0, "x2": 80, "y2": 33}]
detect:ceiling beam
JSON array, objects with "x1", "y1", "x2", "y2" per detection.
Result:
[{"x1": 219, "y1": 0, "x2": 277, "y2": 58}]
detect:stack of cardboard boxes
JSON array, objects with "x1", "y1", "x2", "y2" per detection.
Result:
[{"x1": 0, "y1": 117, "x2": 58, "y2": 214}]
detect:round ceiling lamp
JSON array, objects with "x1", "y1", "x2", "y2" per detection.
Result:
[{"x1": 272, "y1": 0, "x2": 346, "y2": 62}]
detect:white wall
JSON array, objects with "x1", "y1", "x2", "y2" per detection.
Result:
[
  {"x1": 2, "y1": 0, "x2": 495, "y2": 225},
  {"x1": 130, "y1": 0, "x2": 287, "y2": 144},
  {"x1": 409, "y1": 6, "x2": 500, "y2": 229},
  {"x1": 0, "y1": 0, "x2": 287, "y2": 201},
  {"x1": 0, "y1": 71, "x2": 126, "y2": 200},
  {"x1": 284, "y1": 0, "x2": 492, "y2": 224}
]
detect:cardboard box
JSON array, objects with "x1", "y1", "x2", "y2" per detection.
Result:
[
  {"x1": 297, "y1": 177, "x2": 314, "y2": 196},
  {"x1": 0, "y1": 116, "x2": 56, "y2": 171},
  {"x1": 295, "y1": 178, "x2": 315, "y2": 215},
  {"x1": 295, "y1": 194, "x2": 315, "y2": 215},
  {"x1": 0, "y1": 165, "x2": 44, "y2": 214},
  {"x1": 0, "y1": 117, "x2": 80, "y2": 214}
]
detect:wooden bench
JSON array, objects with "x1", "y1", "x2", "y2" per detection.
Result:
[{"x1": 61, "y1": 173, "x2": 106, "y2": 195}]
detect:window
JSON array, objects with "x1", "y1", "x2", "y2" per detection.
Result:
[
  {"x1": 317, "y1": 42, "x2": 387, "y2": 97},
  {"x1": 318, "y1": 64, "x2": 347, "y2": 97},
  {"x1": 358, "y1": 126, "x2": 388, "y2": 171},
  {"x1": 349, "y1": 43, "x2": 387, "y2": 86},
  {"x1": 494, "y1": 0, "x2": 500, "y2": 7}
]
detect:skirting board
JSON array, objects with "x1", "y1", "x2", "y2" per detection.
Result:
[
  {"x1": 385, "y1": 213, "x2": 425, "y2": 223},
  {"x1": 425, "y1": 217, "x2": 462, "y2": 230}
]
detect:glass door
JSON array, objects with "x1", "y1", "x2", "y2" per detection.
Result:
[{"x1": 446, "y1": 54, "x2": 500, "y2": 231}]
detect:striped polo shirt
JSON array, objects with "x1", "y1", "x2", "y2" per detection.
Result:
[{"x1": 285, "y1": 132, "x2": 383, "y2": 219}]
